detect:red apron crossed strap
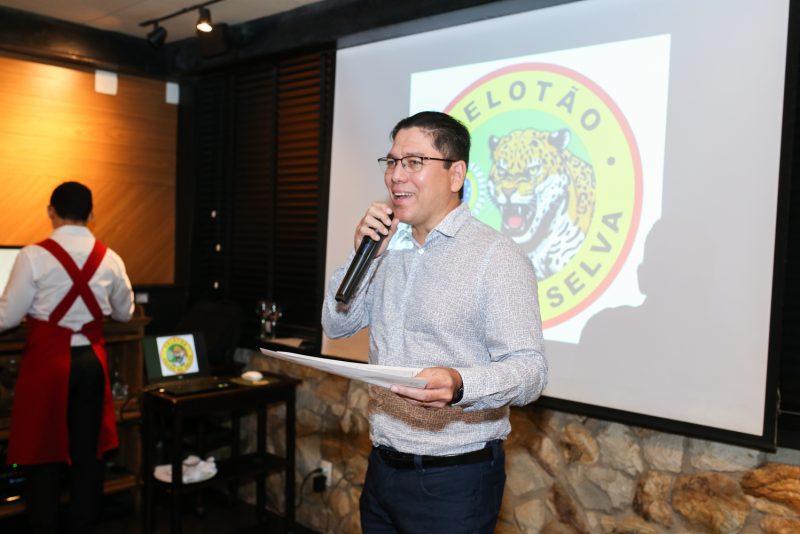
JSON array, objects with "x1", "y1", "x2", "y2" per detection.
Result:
[{"x1": 7, "y1": 238, "x2": 119, "y2": 465}]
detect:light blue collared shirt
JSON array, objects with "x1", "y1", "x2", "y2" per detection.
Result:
[{"x1": 322, "y1": 203, "x2": 547, "y2": 456}]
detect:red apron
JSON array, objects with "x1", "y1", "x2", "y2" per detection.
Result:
[{"x1": 7, "y1": 238, "x2": 118, "y2": 465}]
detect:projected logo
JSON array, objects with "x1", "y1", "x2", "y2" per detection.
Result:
[
  {"x1": 445, "y1": 63, "x2": 642, "y2": 328},
  {"x1": 159, "y1": 336, "x2": 195, "y2": 374}
]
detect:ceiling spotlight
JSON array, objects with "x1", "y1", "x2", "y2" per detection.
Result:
[
  {"x1": 196, "y1": 7, "x2": 213, "y2": 33},
  {"x1": 146, "y1": 23, "x2": 167, "y2": 49},
  {"x1": 139, "y1": 1, "x2": 223, "y2": 45}
]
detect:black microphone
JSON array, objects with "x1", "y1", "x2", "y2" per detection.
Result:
[{"x1": 335, "y1": 214, "x2": 393, "y2": 303}]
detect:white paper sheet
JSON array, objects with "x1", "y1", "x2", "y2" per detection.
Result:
[{"x1": 259, "y1": 348, "x2": 427, "y2": 389}]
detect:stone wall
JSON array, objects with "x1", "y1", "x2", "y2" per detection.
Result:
[{"x1": 240, "y1": 350, "x2": 800, "y2": 533}]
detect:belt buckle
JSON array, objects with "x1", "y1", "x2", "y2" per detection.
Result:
[
  {"x1": 422, "y1": 444, "x2": 493, "y2": 468},
  {"x1": 382, "y1": 447, "x2": 408, "y2": 460},
  {"x1": 378, "y1": 446, "x2": 414, "y2": 468}
]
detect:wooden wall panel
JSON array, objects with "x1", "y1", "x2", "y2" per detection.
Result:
[{"x1": 0, "y1": 55, "x2": 176, "y2": 284}]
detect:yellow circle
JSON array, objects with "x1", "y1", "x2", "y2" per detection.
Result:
[{"x1": 160, "y1": 337, "x2": 195, "y2": 374}]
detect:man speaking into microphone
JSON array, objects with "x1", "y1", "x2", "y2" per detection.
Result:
[{"x1": 322, "y1": 111, "x2": 547, "y2": 533}]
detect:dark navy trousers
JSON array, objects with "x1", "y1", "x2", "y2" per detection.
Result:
[{"x1": 359, "y1": 440, "x2": 505, "y2": 534}]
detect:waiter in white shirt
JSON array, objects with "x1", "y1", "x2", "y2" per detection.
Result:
[{"x1": 0, "y1": 181, "x2": 134, "y2": 534}]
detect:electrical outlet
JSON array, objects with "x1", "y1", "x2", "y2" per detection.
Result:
[{"x1": 320, "y1": 459, "x2": 332, "y2": 488}]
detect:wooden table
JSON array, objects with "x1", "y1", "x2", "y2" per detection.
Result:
[{"x1": 141, "y1": 373, "x2": 299, "y2": 534}]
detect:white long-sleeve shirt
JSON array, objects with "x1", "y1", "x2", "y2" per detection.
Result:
[{"x1": 0, "y1": 225, "x2": 134, "y2": 346}]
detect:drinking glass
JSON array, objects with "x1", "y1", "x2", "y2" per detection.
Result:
[
  {"x1": 256, "y1": 300, "x2": 282, "y2": 340},
  {"x1": 111, "y1": 370, "x2": 129, "y2": 400}
]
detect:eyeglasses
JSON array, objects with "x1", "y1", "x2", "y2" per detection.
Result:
[{"x1": 377, "y1": 155, "x2": 455, "y2": 174}]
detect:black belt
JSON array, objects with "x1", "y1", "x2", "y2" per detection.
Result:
[{"x1": 376, "y1": 442, "x2": 496, "y2": 469}]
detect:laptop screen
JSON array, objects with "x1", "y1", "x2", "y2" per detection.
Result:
[
  {"x1": 0, "y1": 246, "x2": 21, "y2": 295},
  {"x1": 143, "y1": 332, "x2": 210, "y2": 384}
]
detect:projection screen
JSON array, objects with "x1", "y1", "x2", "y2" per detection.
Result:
[{"x1": 323, "y1": 0, "x2": 793, "y2": 445}]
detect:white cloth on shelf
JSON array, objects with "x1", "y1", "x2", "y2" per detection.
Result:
[{"x1": 153, "y1": 455, "x2": 217, "y2": 484}]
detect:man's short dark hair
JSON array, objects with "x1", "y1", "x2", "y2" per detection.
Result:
[
  {"x1": 50, "y1": 181, "x2": 93, "y2": 222},
  {"x1": 391, "y1": 111, "x2": 471, "y2": 169}
]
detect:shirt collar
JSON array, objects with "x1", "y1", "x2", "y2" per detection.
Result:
[
  {"x1": 51, "y1": 225, "x2": 93, "y2": 238},
  {"x1": 388, "y1": 203, "x2": 470, "y2": 250},
  {"x1": 434, "y1": 202, "x2": 471, "y2": 238}
]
